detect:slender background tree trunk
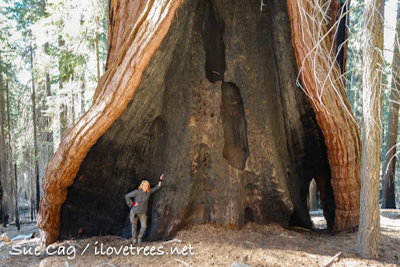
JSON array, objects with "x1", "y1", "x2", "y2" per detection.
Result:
[
  {"x1": 14, "y1": 163, "x2": 20, "y2": 230},
  {"x1": 58, "y1": 37, "x2": 68, "y2": 137},
  {"x1": 45, "y1": 42, "x2": 54, "y2": 159},
  {"x1": 0, "y1": 52, "x2": 5, "y2": 225},
  {"x1": 356, "y1": 0, "x2": 384, "y2": 258},
  {"x1": 95, "y1": 17, "x2": 100, "y2": 82},
  {"x1": 309, "y1": 179, "x2": 318, "y2": 211},
  {"x1": 30, "y1": 42, "x2": 40, "y2": 214},
  {"x1": 6, "y1": 79, "x2": 15, "y2": 225},
  {"x1": 71, "y1": 91, "x2": 76, "y2": 125},
  {"x1": 382, "y1": 2, "x2": 400, "y2": 209},
  {"x1": 30, "y1": 149, "x2": 34, "y2": 221},
  {"x1": 80, "y1": 77, "x2": 85, "y2": 115}
]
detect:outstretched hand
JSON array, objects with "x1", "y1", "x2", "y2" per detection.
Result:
[{"x1": 159, "y1": 173, "x2": 164, "y2": 188}]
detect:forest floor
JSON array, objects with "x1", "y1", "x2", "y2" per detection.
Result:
[{"x1": 0, "y1": 210, "x2": 399, "y2": 267}]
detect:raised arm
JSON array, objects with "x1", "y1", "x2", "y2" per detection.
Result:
[{"x1": 150, "y1": 173, "x2": 164, "y2": 193}]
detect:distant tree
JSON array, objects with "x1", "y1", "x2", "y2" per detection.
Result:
[
  {"x1": 29, "y1": 41, "x2": 40, "y2": 214},
  {"x1": 346, "y1": 0, "x2": 364, "y2": 124},
  {"x1": 381, "y1": 2, "x2": 400, "y2": 209},
  {"x1": 309, "y1": 179, "x2": 318, "y2": 211},
  {"x1": 7, "y1": 0, "x2": 46, "y2": 219},
  {"x1": 5, "y1": 76, "x2": 17, "y2": 228},
  {"x1": 0, "y1": 53, "x2": 6, "y2": 224},
  {"x1": 14, "y1": 163, "x2": 19, "y2": 230}
]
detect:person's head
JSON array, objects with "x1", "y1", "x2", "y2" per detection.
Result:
[{"x1": 139, "y1": 180, "x2": 150, "y2": 192}]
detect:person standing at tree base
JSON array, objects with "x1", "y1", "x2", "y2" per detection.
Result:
[{"x1": 125, "y1": 174, "x2": 164, "y2": 244}]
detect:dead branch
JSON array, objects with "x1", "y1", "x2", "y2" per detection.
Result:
[
  {"x1": 321, "y1": 251, "x2": 342, "y2": 267},
  {"x1": 174, "y1": 258, "x2": 190, "y2": 266},
  {"x1": 163, "y1": 238, "x2": 182, "y2": 244}
]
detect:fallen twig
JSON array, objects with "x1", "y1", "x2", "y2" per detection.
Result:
[
  {"x1": 96, "y1": 263, "x2": 117, "y2": 267},
  {"x1": 163, "y1": 238, "x2": 182, "y2": 244},
  {"x1": 65, "y1": 242, "x2": 82, "y2": 249},
  {"x1": 321, "y1": 251, "x2": 342, "y2": 267},
  {"x1": 174, "y1": 258, "x2": 189, "y2": 266}
]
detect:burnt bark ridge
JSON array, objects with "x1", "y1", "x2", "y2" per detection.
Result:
[{"x1": 59, "y1": 0, "x2": 333, "y2": 241}]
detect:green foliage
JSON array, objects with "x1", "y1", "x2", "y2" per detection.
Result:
[
  {"x1": 0, "y1": 0, "x2": 108, "y2": 215},
  {"x1": 346, "y1": 0, "x2": 363, "y2": 125},
  {"x1": 347, "y1": 0, "x2": 400, "y2": 207},
  {"x1": 6, "y1": 0, "x2": 46, "y2": 37}
]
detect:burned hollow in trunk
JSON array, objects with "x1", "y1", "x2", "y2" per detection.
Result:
[{"x1": 59, "y1": 0, "x2": 334, "y2": 241}]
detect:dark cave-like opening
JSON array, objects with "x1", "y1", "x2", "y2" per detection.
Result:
[
  {"x1": 220, "y1": 82, "x2": 249, "y2": 170},
  {"x1": 288, "y1": 113, "x2": 335, "y2": 230},
  {"x1": 201, "y1": 0, "x2": 225, "y2": 83}
]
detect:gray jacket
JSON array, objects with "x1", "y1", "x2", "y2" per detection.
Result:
[{"x1": 125, "y1": 184, "x2": 160, "y2": 214}]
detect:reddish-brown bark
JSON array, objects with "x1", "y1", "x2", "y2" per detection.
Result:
[
  {"x1": 38, "y1": 0, "x2": 362, "y2": 246},
  {"x1": 37, "y1": 0, "x2": 182, "y2": 246},
  {"x1": 286, "y1": 0, "x2": 361, "y2": 231}
]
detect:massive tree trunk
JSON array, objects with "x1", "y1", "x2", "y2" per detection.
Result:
[
  {"x1": 38, "y1": 0, "x2": 360, "y2": 246},
  {"x1": 39, "y1": 0, "x2": 183, "y2": 246},
  {"x1": 286, "y1": 0, "x2": 361, "y2": 232}
]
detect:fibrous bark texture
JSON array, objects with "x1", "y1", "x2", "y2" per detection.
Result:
[
  {"x1": 38, "y1": 0, "x2": 182, "y2": 246},
  {"x1": 286, "y1": 0, "x2": 361, "y2": 232},
  {"x1": 39, "y1": 0, "x2": 358, "y2": 246},
  {"x1": 356, "y1": 0, "x2": 384, "y2": 258}
]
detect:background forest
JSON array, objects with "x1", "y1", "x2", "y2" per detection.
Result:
[
  {"x1": 0, "y1": 0, "x2": 108, "y2": 223},
  {"x1": 0, "y1": 0, "x2": 399, "y2": 229}
]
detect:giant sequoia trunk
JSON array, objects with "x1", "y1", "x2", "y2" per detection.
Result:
[
  {"x1": 38, "y1": 0, "x2": 360, "y2": 246},
  {"x1": 286, "y1": 0, "x2": 361, "y2": 231}
]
